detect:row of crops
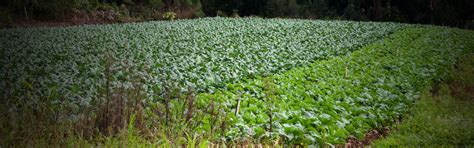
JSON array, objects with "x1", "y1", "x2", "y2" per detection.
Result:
[
  {"x1": 0, "y1": 17, "x2": 401, "y2": 106},
  {"x1": 191, "y1": 27, "x2": 474, "y2": 144},
  {"x1": 1, "y1": 17, "x2": 473, "y2": 145}
]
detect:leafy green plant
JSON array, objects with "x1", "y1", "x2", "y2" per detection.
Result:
[
  {"x1": 0, "y1": 18, "x2": 401, "y2": 110},
  {"x1": 1, "y1": 18, "x2": 473, "y2": 146},
  {"x1": 193, "y1": 26, "x2": 474, "y2": 144}
]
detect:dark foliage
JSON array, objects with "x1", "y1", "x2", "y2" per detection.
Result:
[{"x1": 0, "y1": 0, "x2": 472, "y2": 27}]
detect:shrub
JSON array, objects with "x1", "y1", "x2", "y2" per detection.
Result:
[
  {"x1": 216, "y1": 10, "x2": 227, "y2": 17},
  {"x1": 232, "y1": 9, "x2": 239, "y2": 18},
  {"x1": 194, "y1": 9, "x2": 205, "y2": 18},
  {"x1": 162, "y1": 11, "x2": 176, "y2": 20}
]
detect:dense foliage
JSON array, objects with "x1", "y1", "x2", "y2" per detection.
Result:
[
  {"x1": 1, "y1": 18, "x2": 473, "y2": 145},
  {"x1": 192, "y1": 26, "x2": 474, "y2": 144},
  {"x1": 0, "y1": 17, "x2": 399, "y2": 107}
]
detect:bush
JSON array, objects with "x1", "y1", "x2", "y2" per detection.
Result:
[
  {"x1": 232, "y1": 9, "x2": 240, "y2": 18},
  {"x1": 216, "y1": 10, "x2": 227, "y2": 17},
  {"x1": 162, "y1": 11, "x2": 176, "y2": 20},
  {"x1": 194, "y1": 9, "x2": 205, "y2": 18}
]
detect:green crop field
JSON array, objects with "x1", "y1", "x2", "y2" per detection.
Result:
[{"x1": 1, "y1": 18, "x2": 473, "y2": 146}]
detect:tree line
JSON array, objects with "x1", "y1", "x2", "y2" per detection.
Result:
[{"x1": 0, "y1": 0, "x2": 473, "y2": 28}]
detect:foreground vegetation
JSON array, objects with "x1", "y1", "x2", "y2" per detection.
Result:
[
  {"x1": 1, "y1": 18, "x2": 473, "y2": 146},
  {"x1": 374, "y1": 52, "x2": 474, "y2": 146}
]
